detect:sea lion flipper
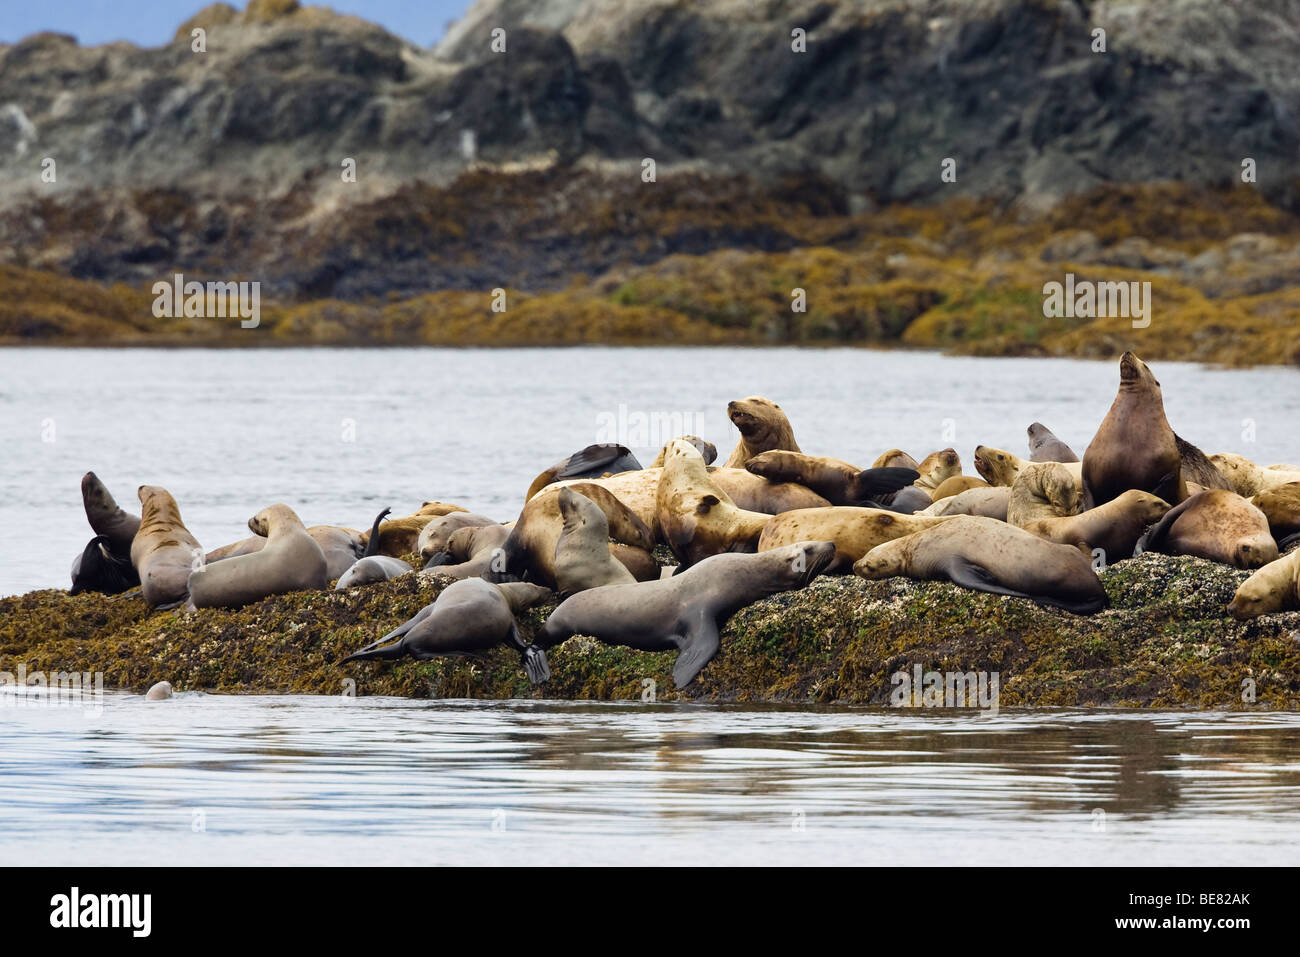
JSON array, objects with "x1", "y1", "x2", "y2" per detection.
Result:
[
  {"x1": 671, "y1": 619, "x2": 720, "y2": 689},
  {"x1": 523, "y1": 645, "x2": 550, "y2": 684},
  {"x1": 1135, "y1": 494, "x2": 1194, "y2": 555},
  {"x1": 941, "y1": 556, "x2": 1033, "y2": 600},
  {"x1": 361, "y1": 507, "x2": 392, "y2": 558},
  {"x1": 850, "y1": 467, "x2": 921, "y2": 499}
]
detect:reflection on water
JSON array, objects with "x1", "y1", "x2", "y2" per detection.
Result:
[{"x1": 1, "y1": 695, "x2": 1297, "y2": 865}]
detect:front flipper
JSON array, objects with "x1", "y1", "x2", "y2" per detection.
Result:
[
  {"x1": 939, "y1": 556, "x2": 1034, "y2": 600},
  {"x1": 672, "y1": 617, "x2": 720, "y2": 689}
]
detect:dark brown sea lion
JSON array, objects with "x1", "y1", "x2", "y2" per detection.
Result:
[
  {"x1": 523, "y1": 541, "x2": 837, "y2": 688},
  {"x1": 1135, "y1": 489, "x2": 1277, "y2": 568},
  {"x1": 854, "y1": 515, "x2": 1108, "y2": 614},
  {"x1": 744, "y1": 450, "x2": 919, "y2": 507},
  {"x1": 1082, "y1": 352, "x2": 1185, "y2": 506},
  {"x1": 71, "y1": 472, "x2": 143, "y2": 595}
]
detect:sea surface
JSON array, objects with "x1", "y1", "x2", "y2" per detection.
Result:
[
  {"x1": 3, "y1": 347, "x2": 1299, "y2": 866},
  {"x1": 3, "y1": 346, "x2": 1299, "y2": 596},
  {"x1": 2, "y1": 693, "x2": 1298, "y2": 866}
]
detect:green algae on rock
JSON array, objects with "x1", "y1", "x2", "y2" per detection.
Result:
[{"x1": 1, "y1": 554, "x2": 1297, "y2": 709}]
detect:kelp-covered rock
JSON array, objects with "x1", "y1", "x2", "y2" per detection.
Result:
[{"x1": 1, "y1": 553, "x2": 1297, "y2": 708}]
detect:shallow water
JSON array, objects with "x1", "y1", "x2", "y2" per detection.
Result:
[
  {"x1": 2, "y1": 346, "x2": 1299, "y2": 596},
  {"x1": 1, "y1": 692, "x2": 1298, "y2": 865}
]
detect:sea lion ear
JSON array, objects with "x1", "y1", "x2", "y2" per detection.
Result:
[{"x1": 695, "y1": 495, "x2": 720, "y2": 515}]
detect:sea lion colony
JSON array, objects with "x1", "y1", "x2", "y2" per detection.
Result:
[{"x1": 65, "y1": 353, "x2": 1300, "y2": 690}]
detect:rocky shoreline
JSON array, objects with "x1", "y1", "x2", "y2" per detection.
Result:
[{"x1": 4, "y1": 552, "x2": 1297, "y2": 708}]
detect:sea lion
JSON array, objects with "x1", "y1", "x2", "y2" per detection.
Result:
[
  {"x1": 757, "y1": 507, "x2": 955, "y2": 573},
  {"x1": 929, "y1": 475, "x2": 989, "y2": 501},
  {"x1": 341, "y1": 579, "x2": 553, "y2": 663},
  {"x1": 649, "y1": 436, "x2": 718, "y2": 468},
  {"x1": 358, "y1": 515, "x2": 442, "y2": 558},
  {"x1": 887, "y1": 486, "x2": 937, "y2": 514},
  {"x1": 920, "y1": 485, "x2": 1012, "y2": 521},
  {"x1": 722, "y1": 396, "x2": 800, "y2": 467},
  {"x1": 1135, "y1": 489, "x2": 1277, "y2": 569},
  {"x1": 523, "y1": 541, "x2": 837, "y2": 687},
  {"x1": 538, "y1": 468, "x2": 829, "y2": 541},
  {"x1": 609, "y1": 543, "x2": 661, "y2": 582},
  {"x1": 913, "y1": 449, "x2": 962, "y2": 491},
  {"x1": 70, "y1": 535, "x2": 138, "y2": 595},
  {"x1": 744, "y1": 450, "x2": 919, "y2": 506},
  {"x1": 552, "y1": 488, "x2": 638, "y2": 597},
  {"x1": 495, "y1": 482, "x2": 654, "y2": 588},
  {"x1": 80, "y1": 472, "x2": 140, "y2": 558},
  {"x1": 1082, "y1": 352, "x2": 1185, "y2": 506},
  {"x1": 1210, "y1": 454, "x2": 1300, "y2": 498},
  {"x1": 336, "y1": 556, "x2": 414, "y2": 589},
  {"x1": 854, "y1": 515, "x2": 1108, "y2": 614},
  {"x1": 525, "y1": 444, "x2": 643, "y2": 500},
  {"x1": 1251, "y1": 482, "x2": 1300, "y2": 547},
  {"x1": 1027, "y1": 423, "x2": 1079, "y2": 463},
  {"x1": 411, "y1": 501, "x2": 470, "y2": 518},
  {"x1": 973, "y1": 445, "x2": 1084, "y2": 487},
  {"x1": 1006, "y1": 463, "x2": 1084, "y2": 527},
  {"x1": 656, "y1": 440, "x2": 774, "y2": 568},
  {"x1": 206, "y1": 525, "x2": 362, "y2": 579},
  {"x1": 417, "y1": 512, "x2": 499, "y2": 561},
  {"x1": 428, "y1": 522, "x2": 512, "y2": 567},
  {"x1": 1175, "y1": 435, "x2": 1232, "y2": 491},
  {"x1": 1227, "y1": 549, "x2": 1300, "y2": 620},
  {"x1": 1019, "y1": 490, "x2": 1170, "y2": 563},
  {"x1": 872, "y1": 449, "x2": 919, "y2": 470},
  {"x1": 131, "y1": 486, "x2": 204, "y2": 609},
  {"x1": 145, "y1": 681, "x2": 173, "y2": 701},
  {"x1": 187, "y1": 504, "x2": 328, "y2": 609}
]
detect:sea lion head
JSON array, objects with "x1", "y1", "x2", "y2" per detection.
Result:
[
  {"x1": 771, "y1": 540, "x2": 837, "y2": 588},
  {"x1": 914, "y1": 448, "x2": 961, "y2": 490},
  {"x1": 137, "y1": 484, "x2": 181, "y2": 520},
  {"x1": 1118, "y1": 351, "x2": 1160, "y2": 395},
  {"x1": 495, "y1": 581, "x2": 554, "y2": 614},
  {"x1": 248, "y1": 503, "x2": 305, "y2": 537},
  {"x1": 973, "y1": 445, "x2": 1021, "y2": 486},
  {"x1": 81, "y1": 472, "x2": 117, "y2": 511},
  {"x1": 727, "y1": 396, "x2": 794, "y2": 446},
  {"x1": 680, "y1": 435, "x2": 717, "y2": 465},
  {"x1": 557, "y1": 487, "x2": 597, "y2": 534},
  {"x1": 1208, "y1": 453, "x2": 1257, "y2": 496},
  {"x1": 1228, "y1": 563, "x2": 1290, "y2": 620}
]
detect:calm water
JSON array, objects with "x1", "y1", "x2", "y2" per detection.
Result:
[
  {"x1": 2, "y1": 347, "x2": 1299, "y2": 596},
  {"x1": 3, "y1": 348, "x2": 1299, "y2": 865},
  {"x1": 1, "y1": 693, "x2": 1297, "y2": 865}
]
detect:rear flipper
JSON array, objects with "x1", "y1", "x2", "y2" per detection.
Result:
[
  {"x1": 848, "y1": 467, "x2": 921, "y2": 502},
  {"x1": 671, "y1": 618, "x2": 720, "y2": 689},
  {"x1": 941, "y1": 556, "x2": 1106, "y2": 615},
  {"x1": 523, "y1": 646, "x2": 550, "y2": 684},
  {"x1": 342, "y1": 637, "x2": 407, "y2": 663},
  {"x1": 361, "y1": 507, "x2": 392, "y2": 558}
]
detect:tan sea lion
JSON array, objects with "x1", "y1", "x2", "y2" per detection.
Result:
[
  {"x1": 974, "y1": 445, "x2": 1084, "y2": 487},
  {"x1": 341, "y1": 579, "x2": 553, "y2": 663},
  {"x1": 411, "y1": 501, "x2": 470, "y2": 518},
  {"x1": 187, "y1": 504, "x2": 328, "y2": 609},
  {"x1": 1019, "y1": 490, "x2": 1171, "y2": 563},
  {"x1": 854, "y1": 516, "x2": 1108, "y2": 614},
  {"x1": 872, "y1": 449, "x2": 919, "y2": 470},
  {"x1": 1251, "y1": 482, "x2": 1300, "y2": 546},
  {"x1": 920, "y1": 486, "x2": 1012, "y2": 521},
  {"x1": 930, "y1": 475, "x2": 989, "y2": 501},
  {"x1": 523, "y1": 541, "x2": 837, "y2": 687},
  {"x1": 649, "y1": 436, "x2": 718, "y2": 468},
  {"x1": 207, "y1": 524, "x2": 362, "y2": 579},
  {"x1": 656, "y1": 439, "x2": 774, "y2": 568},
  {"x1": 744, "y1": 450, "x2": 920, "y2": 506},
  {"x1": 757, "y1": 507, "x2": 955, "y2": 572},
  {"x1": 1026, "y1": 423, "x2": 1079, "y2": 463},
  {"x1": 1082, "y1": 352, "x2": 1185, "y2": 506},
  {"x1": 552, "y1": 488, "x2": 639, "y2": 597},
  {"x1": 495, "y1": 482, "x2": 653, "y2": 588},
  {"x1": 722, "y1": 396, "x2": 800, "y2": 468},
  {"x1": 1210, "y1": 454, "x2": 1300, "y2": 498},
  {"x1": 1227, "y1": 549, "x2": 1300, "y2": 620},
  {"x1": 131, "y1": 485, "x2": 204, "y2": 609},
  {"x1": 1006, "y1": 463, "x2": 1084, "y2": 527},
  {"x1": 913, "y1": 449, "x2": 962, "y2": 491},
  {"x1": 1136, "y1": 489, "x2": 1277, "y2": 568}
]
